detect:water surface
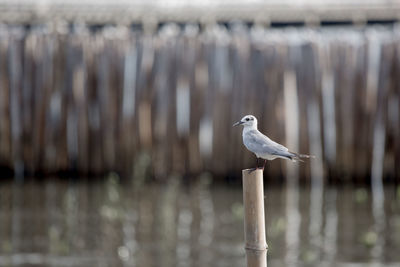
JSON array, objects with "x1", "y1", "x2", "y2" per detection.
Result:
[{"x1": 0, "y1": 178, "x2": 399, "y2": 267}]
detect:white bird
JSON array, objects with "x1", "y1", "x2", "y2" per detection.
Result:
[{"x1": 233, "y1": 115, "x2": 313, "y2": 170}]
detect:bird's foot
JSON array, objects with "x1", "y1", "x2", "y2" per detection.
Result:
[
  {"x1": 249, "y1": 167, "x2": 258, "y2": 173},
  {"x1": 249, "y1": 167, "x2": 264, "y2": 173}
]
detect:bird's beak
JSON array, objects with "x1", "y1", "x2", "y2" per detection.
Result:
[{"x1": 232, "y1": 121, "x2": 243, "y2": 127}]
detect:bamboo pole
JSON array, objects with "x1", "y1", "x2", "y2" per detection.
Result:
[{"x1": 242, "y1": 169, "x2": 268, "y2": 267}]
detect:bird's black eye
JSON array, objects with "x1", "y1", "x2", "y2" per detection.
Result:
[{"x1": 245, "y1": 118, "x2": 249, "y2": 121}]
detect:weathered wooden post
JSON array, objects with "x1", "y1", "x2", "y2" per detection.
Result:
[{"x1": 242, "y1": 169, "x2": 268, "y2": 267}]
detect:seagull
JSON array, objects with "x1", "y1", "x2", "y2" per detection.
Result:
[{"x1": 233, "y1": 115, "x2": 313, "y2": 170}]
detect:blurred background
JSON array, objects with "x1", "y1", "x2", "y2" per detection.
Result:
[{"x1": 0, "y1": 0, "x2": 400, "y2": 266}]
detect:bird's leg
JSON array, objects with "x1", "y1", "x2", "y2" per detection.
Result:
[
  {"x1": 249, "y1": 157, "x2": 259, "y2": 172},
  {"x1": 261, "y1": 159, "x2": 267, "y2": 170}
]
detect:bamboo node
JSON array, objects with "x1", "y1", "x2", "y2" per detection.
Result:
[{"x1": 245, "y1": 243, "x2": 268, "y2": 251}]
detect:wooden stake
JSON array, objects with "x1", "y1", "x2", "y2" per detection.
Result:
[{"x1": 242, "y1": 169, "x2": 268, "y2": 267}]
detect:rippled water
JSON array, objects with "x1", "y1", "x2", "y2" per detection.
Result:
[{"x1": 0, "y1": 177, "x2": 399, "y2": 267}]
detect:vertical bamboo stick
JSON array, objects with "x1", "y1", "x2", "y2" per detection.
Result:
[{"x1": 242, "y1": 169, "x2": 268, "y2": 267}]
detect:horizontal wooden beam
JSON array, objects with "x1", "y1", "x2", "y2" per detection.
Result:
[{"x1": 0, "y1": 1, "x2": 399, "y2": 25}]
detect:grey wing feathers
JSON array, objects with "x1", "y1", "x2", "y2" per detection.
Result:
[
  {"x1": 244, "y1": 130, "x2": 314, "y2": 162},
  {"x1": 243, "y1": 132, "x2": 268, "y2": 155},
  {"x1": 245, "y1": 130, "x2": 292, "y2": 158}
]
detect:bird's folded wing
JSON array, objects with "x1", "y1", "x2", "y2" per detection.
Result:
[{"x1": 245, "y1": 130, "x2": 290, "y2": 156}]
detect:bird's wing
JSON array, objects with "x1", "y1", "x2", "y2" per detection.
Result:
[{"x1": 245, "y1": 130, "x2": 291, "y2": 156}]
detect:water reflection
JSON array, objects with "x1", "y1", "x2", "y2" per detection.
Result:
[{"x1": 0, "y1": 179, "x2": 400, "y2": 267}]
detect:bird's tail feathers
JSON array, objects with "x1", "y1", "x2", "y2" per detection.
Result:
[{"x1": 289, "y1": 151, "x2": 315, "y2": 162}]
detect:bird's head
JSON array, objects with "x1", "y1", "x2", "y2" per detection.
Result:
[{"x1": 233, "y1": 115, "x2": 258, "y2": 128}]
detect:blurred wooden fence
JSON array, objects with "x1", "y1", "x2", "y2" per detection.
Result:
[{"x1": 0, "y1": 24, "x2": 399, "y2": 182}]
